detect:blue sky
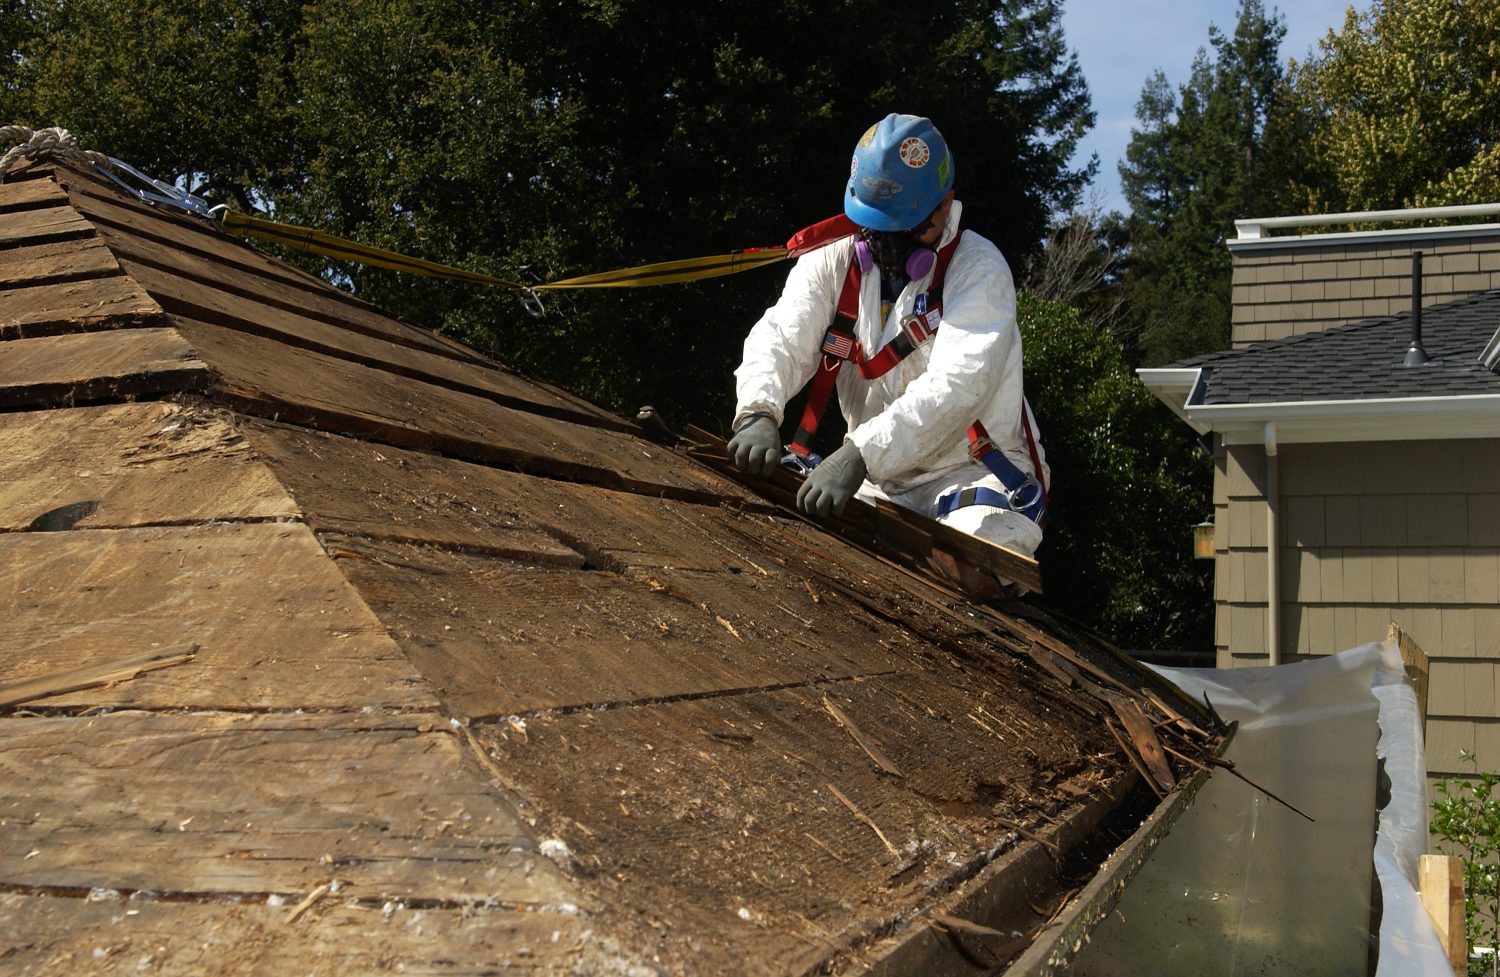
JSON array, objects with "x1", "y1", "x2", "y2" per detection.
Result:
[{"x1": 1060, "y1": 0, "x2": 1365, "y2": 215}]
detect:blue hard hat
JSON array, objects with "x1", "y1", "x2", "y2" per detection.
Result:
[{"x1": 844, "y1": 114, "x2": 955, "y2": 232}]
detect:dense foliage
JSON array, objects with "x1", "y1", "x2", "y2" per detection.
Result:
[
  {"x1": 1432, "y1": 751, "x2": 1500, "y2": 975},
  {"x1": 1019, "y1": 294, "x2": 1211, "y2": 650},
  {"x1": 1272, "y1": 0, "x2": 1500, "y2": 212},
  {"x1": 4, "y1": 0, "x2": 1095, "y2": 425}
]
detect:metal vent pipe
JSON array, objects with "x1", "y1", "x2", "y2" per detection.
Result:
[{"x1": 1405, "y1": 251, "x2": 1431, "y2": 366}]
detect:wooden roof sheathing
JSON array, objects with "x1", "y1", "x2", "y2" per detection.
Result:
[{"x1": 0, "y1": 159, "x2": 1215, "y2": 976}]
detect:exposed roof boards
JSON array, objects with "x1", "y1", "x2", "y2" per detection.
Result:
[{"x1": 0, "y1": 158, "x2": 1215, "y2": 975}]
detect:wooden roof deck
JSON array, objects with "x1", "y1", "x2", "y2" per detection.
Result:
[{"x1": 0, "y1": 160, "x2": 1216, "y2": 976}]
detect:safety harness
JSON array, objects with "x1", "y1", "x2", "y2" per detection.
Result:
[
  {"x1": 787, "y1": 234, "x2": 1049, "y2": 526},
  {"x1": 941, "y1": 417, "x2": 1049, "y2": 526}
]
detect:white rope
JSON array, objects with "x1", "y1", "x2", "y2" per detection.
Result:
[{"x1": 0, "y1": 125, "x2": 111, "y2": 181}]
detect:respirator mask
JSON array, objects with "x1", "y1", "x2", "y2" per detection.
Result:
[{"x1": 853, "y1": 207, "x2": 942, "y2": 284}]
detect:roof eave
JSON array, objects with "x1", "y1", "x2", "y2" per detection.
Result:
[
  {"x1": 1136, "y1": 367, "x2": 1212, "y2": 435},
  {"x1": 1135, "y1": 376, "x2": 1500, "y2": 445},
  {"x1": 1140, "y1": 366, "x2": 1212, "y2": 432}
]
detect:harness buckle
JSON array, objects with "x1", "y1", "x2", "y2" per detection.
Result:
[
  {"x1": 936, "y1": 478, "x2": 1046, "y2": 525},
  {"x1": 899, "y1": 310, "x2": 937, "y2": 349},
  {"x1": 781, "y1": 448, "x2": 822, "y2": 475}
]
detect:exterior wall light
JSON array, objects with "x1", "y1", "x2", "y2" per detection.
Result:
[{"x1": 1193, "y1": 519, "x2": 1216, "y2": 560}]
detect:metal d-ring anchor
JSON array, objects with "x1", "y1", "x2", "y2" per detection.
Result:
[{"x1": 518, "y1": 287, "x2": 545, "y2": 318}]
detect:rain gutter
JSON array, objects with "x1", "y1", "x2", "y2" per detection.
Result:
[{"x1": 1137, "y1": 367, "x2": 1500, "y2": 445}]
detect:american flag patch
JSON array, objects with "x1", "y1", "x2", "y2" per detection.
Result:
[{"x1": 822, "y1": 332, "x2": 854, "y2": 358}]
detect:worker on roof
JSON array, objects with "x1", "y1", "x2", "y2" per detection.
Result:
[{"x1": 727, "y1": 114, "x2": 1048, "y2": 593}]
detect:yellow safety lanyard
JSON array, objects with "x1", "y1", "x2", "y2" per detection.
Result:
[
  {"x1": 8, "y1": 145, "x2": 822, "y2": 312},
  {"x1": 216, "y1": 209, "x2": 855, "y2": 313}
]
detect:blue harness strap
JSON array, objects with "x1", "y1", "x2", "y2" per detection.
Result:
[{"x1": 936, "y1": 419, "x2": 1049, "y2": 526}]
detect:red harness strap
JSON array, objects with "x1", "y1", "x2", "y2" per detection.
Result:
[
  {"x1": 789, "y1": 236, "x2": 961, "y2": 458},
  {"x1": 785, "y1": 213, "x2": 861, "y2": 259}
]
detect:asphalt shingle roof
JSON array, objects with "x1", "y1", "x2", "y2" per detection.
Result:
[{"x1": 1173, "y1": 289, "x2": 1500, "y2": 406}]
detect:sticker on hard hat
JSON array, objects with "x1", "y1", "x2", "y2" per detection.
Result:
[
  {"x1": 860, "y1": 175, "x2": 904, "y2": 199},
  {"x1": 899, "y1": 138, "x2": 930, "y2": 168},
  {"x1": 850, "y1": 156, "x2": 858, "y2": 178},
  {"x1": 859, "y1": 125, "x2": 878, "y2": 148}
]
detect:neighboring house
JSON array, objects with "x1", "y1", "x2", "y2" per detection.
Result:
[{"x1": 1141, "y1": 204, "x2": 1500, "y2": 783}]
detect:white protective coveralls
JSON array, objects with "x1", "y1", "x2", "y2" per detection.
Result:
[{"x1": 733, "y1": 200, "x2": 1048, "y2": 557}]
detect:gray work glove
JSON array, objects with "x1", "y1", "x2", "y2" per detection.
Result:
[
  {"x1": 727, "y1": 413, "x2": 781, "y2": 477},
  {"x1": 796, "y1": 440, "x2": 866, "y2": 517}
]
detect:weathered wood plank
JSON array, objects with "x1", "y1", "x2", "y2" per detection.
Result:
[
  {"x1": 0, "y1": 275, "x2": 161, "y2": 339},
  {"x1": 323, "y1": 532, "x2": 930, "y2": 721},
  {"x1": 0, "y1": 524, "x2": 436, "y2": 711},
  {"x1": 0, "y1": 204, "x2": 94, "y2": 246},
  {"x1": 172, "y1": 317, "x2": 754, "y2": 502},
  {"x1": 243, "y1": 418, "x2": 756, "y2": 570},
  {"x1": 106, "y1": 248, "x2": 629, "y2": 431},
  {"x1": 687, "y1": 432, "x2": 1043, "y2": 594},
  {"x1": 0, "y1": 175, "x2": 69, "y2": 212},
  {"x1": 0, "y1": 893, "x2": 592, "y2": 977},
  {"x1": 60, "y1": 171, "x2": 346, "y2": 290},
  {"x1": 0, "y1": 326, "x2": 210, "y2": 407},
  {"x1": 241, "y1": 419, "x2": 583, "y2": 564},
  {"x1": 61, "y1": 185, "x2": 489, "y2": 362},
  {"x1": 0, "y1": 711, "x2": 581, "y2": 907},
  {"x1": 251, "y1": 424, "x2": 1053, "y2": 715},
  {"x1": 677, "y1": 498, "x2": 1019, "y2": 644},
  {"x1": 113, "y1": 237, "x2": 491, "y2": 371},
  {"x1": 59, "y1": 173, "x2": 632, "y2": 393},
  {"x1": 471, "y1": 670, "x2": 1125, "y2": 977},
  {"x1": 0, "y1": 403, "x2": 298, "y2": 531},
  {"x1": 1419, "y1": 853, "x2": 1466, "y2": 974},
  {"x1": 63, "y1": 176, "x2": 631, "y2": 421},
  {"x1": 0, "y1": 236, "x2": 122, "y2": 290}
]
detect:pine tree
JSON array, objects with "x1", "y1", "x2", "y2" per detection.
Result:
[{"x1": 1115, "y1": 0, "x2": 1286, "y2": 365}]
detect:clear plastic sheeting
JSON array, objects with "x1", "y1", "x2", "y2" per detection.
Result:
[
  {"x1": 1069, "y1": 640, "x2": 1452, "y2": 977},
  {"x1": 1370, "y1": 641, "x2": 1454, "y2": 977}
]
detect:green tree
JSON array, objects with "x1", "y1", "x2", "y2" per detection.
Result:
[
  {"x1": 1019, "y1": 293, "x2": 1212, "y2": 650},
  {"x1": 1273, "y1": 0, "x2": 1500, "y2": 212},
  {"x1": 9, "y1": 0, "x2": 1095, "y2": 425},
  {"x1": 17, "y1": 0, "x2": 303, "y2": 206},
  {"x1": 1114, "y1": 0, "x2": 1286, "y2": 365},
  {"x1": 0, "y1": 1, "x2": 31, "y2": 124}
]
